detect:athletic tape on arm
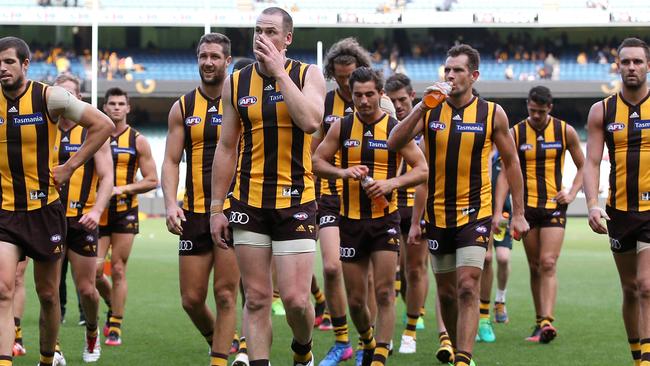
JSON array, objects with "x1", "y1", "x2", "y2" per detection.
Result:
[{"x1": 47, "y1": 86, "x2": 87, "y2": 122}]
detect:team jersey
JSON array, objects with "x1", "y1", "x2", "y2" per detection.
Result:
[
  {"x1": 109, "y1": 126, "x2": 139, "y2": 212},
  {"x1": 397, "y1": 134, "x2": 422, "y2": 208},
  {"x1": 230, "y1": 59, "x2": 315, "y2": 209},
  {"x1": 339, "y1": 112, "x2": 401, "y2": 219},
  {"x1": 602, "y1": 92, "x2": 650, "y2": 212},
  {"x1": 513, "y1": 117, "x2": 568, "y2": 209},
  {"x1": 56, "y1": 125, "x2": 99, "y2": 217},
  {"x1": 423, "y1": 96, "x2": 496, "y2": 228},
  {"x1": 179, "y1": 88, "x2": 223, "y2": 213},
  {"x1": 0, "y1": 80, "x2": 60, "y2": 211},
  {"x1": 317, "y1": 89, "x2": 354, "y2": 198}
]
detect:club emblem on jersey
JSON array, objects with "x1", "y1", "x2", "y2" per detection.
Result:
[
  {"x1": 519, "y1": 144, "x2": 533, "y2": 151},
  {"x1": 633, "y1": 120, "x2": 650, "y2": 130},
  {"x1": 29, "y1": 190, "x2": 47, "y2": 200},
  {"x1": 343, "y1": 139, "x2": 361, "y2": 148},
  {"x1": 238, "y1": 96, "x2": 258, "y2": 107},
  {"x1": 429, "y1": 121, "x2": 446, "y2": 131},
  {"x1": 210, "y1": 115, "x2": 222, "y2": 126},
  {"x1": 184, "y1": 116, "x2": 202, "y2": 126},
  {"x1": 606, "y1": 123, "x2": 625, "y2": 132},
  {"x1": 282, "y1": 187, "x2": 301, "y2": 197},
  {"x1": 461, "y1": 207, "x2": 476, "y2": 216}
]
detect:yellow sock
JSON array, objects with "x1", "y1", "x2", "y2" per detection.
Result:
[
  {"x1": 291, "y1": 339, "x2": 313, "y2": 363},
  {"x1": 439, "y1": 331, "x2": 452, "y2": 346},
  {"x1": 631, "y1": 338, "x2": 641, "y2": 364},
  {"x1": 40, "y1": 352, "x2": 55, "y2": 366},
  {"x1": 332, "y1": 316, "x2": 350, "y2": 344},
  {"x1": 360, "y1": 327, "x2": 376, "y2": 350},
  {"x1": 108, "y1": 316, "x2": 123, "y2": 336},
  {"x1": 403, "y1": 313, "x2": 418, "y2": 338},
  {"x1": 0, "y1": 355, "x2": 12, "y2": 366},
  {"x1": 210, "y1": 352, "x2": 228, "y2": 366},
  {"x1": 479, "y1": 300, "x2": 490, "y2": 320},
  {"x1": 312, "y1": 289, "x2": 326, "y2": 305},
  {"x1": 239, "y1": 337, "x2": 247, "y2": 353},
  {"x1": 419, "y1": 307, "x2": 426, "y2": 318},
  {"x1": 640, "y1": 338, "x2": 650, "y2": 366},
  {"x1": 454, "y1": 351, "x2": 472, "y2": 366},
  {"x1": 370, "y1": 343, "x2": 390, "y2": 366}
]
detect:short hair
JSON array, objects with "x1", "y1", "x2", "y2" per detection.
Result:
[
  {"x1": 384, "y1": 73, "x2": 413, "y2": 94},
  {"x1": 617, "y1": 37, "x2": 650, "y2": 61},
  {"x1": 349, "y1": 67, "x2": 384, "y2": 92},
  {"x1": 196, "y1": 33, "x2": 231, "y2": 58},
  {"x1": 54, "y1": 74, "x2": 81, "y2": 95},
  {"x1": 528, "y1": 85, "x2": 553, "y2": 106},
  {"x1": 104, "y1": 87, "x2": 129, "y2": 104},
  {"x1": 323, "y1": 37, "x2": 372, "y2": 80},
  {"x1": 261, "y1": 7, "x2": 293, "y2": 34},
  {"x1": 0, "y1": 36, "x2": 30, "y2": 64},
  {"x1": 447, "y1": 44, "x2": 480, "y2": 72},
  {"x1": 232, "y1": 57, "x2": 255, "y2": 72}
]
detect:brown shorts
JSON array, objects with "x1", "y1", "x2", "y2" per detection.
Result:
[
  {"x1": 228, "y1": 199, "x2": 318, "y2": 241},
  {"x1": 0, "y1": 202, "x2": 66, "y2": 262},
  {"x1": 606, "y1": 206, "x2": 650, "y2": 253},
  {"x1": 99, "y1": 206, "x2": 139, "y2": 236},
  {"x1": 524, "y1": 205, "x2": 567, "y2": 228},
  {"x1": 179, "y1": 210, "x2": 233, "y2": 256},
  {"x1": 66, "y1": 216, "x2": 98, "y2": 257},
  {"x1": 317, "y1": 194, "x2": 340, "y2": 228},
  {"x1": 425, "y1": 217, "x2": 491, "y2": 256},
  {"x1": 398, "y1": 206, "x2": 413, "y2": 235},
  {"x1": 339, "y1": 211, "x2": 401, "y2": 262}
]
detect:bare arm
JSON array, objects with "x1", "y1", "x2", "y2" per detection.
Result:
[
  {"x1": 387, "y1": 101, "x2": 425, "y2": 151},
  {"x1": 492, "y1": 160, "x2": 510, "y2": 233},
  {"x1": 78, "y1": 141, "x2": 113, "y2": 231},
  {"x1": 312, "y1": 120, "x2": 368, "y2": 180},
  {"x1": 584, "y1": 101, "x2": 609, "y2": 234},
  {"x1": 277, "y1": 66, "x2": 325, "y2": 134},
  {"x1": 119, "y1": 135, "x2": 158, "y2": 195},
  {"x1": 492, "y1": 105, "x2": 529, "y2": 237},
  {"x1": 556, "y1": 125, "x2": 585, "y2": 204},
  {"x1": 161, "y1": 101, "x2": 186, "y2": 234}
]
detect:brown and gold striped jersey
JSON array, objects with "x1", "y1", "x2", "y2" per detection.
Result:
[
  {"x1": 179, "y1": 88, "x2": 223, "y2": 213},
  {"x1": 339, "y1": 112, "x2": 400, "y2": 219},
  {"x1": 317, "y1": 89, "x2": 353, "y2": 198},
  {"x1": 602, "y1": 92, "x2": 650, "y2": 212},
  {"x1": 230, "y1": 60, "x2": 315, "y2": 209},
  {"x1": 397, "y1": 134, "x2": 422, "y2": 208},
  {"x1": 423, "y1": 97, "x2": 495, "y2": 228},
  {"x1": 0, "y1": 80, "x2": 60, "y2": 211},
  {"x1": 513, "y1": 117, "x2": 567, "y2": 210},
  {"x1": 56, "y1": 125, "x2": 99, "y2": 217},
  {"x1": 109, "y1": 126, "x2": 139, "y2": 212}
]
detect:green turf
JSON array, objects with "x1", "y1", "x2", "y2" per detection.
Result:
[{"x1": 15, "y1": 217, "x2": 630, "y2": 365}]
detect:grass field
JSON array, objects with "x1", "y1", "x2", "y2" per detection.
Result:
[{"x1": 15, "y1": 217, "x2": 630, "y2": 365}]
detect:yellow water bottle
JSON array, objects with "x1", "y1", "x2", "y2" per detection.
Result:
[{"x1": 493, "y1": 212, "x2": 510, "y2": 241}]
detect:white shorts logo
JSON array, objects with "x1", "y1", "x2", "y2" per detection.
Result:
[
  {"x1": 229, "y1": 211, "x2": 250, "y2": 225},
  {"x1": 50, "y1": 234, "x2": 62, "y2": 243},
  {"x1": 387, "y1": 227, "x2": 397, "y2": 235},
  {"x1": 126, "y1": 215, "x2": 136, "y2": 221},
  {"x1": 609, "y1": 238, "x2": 622, "y2": 250},
  {"x1": 428, "y1": 239, "x2": 439, "y2": 251},
  {"x1": 178, "y1": 240, "x2": 194, "y2": 251},
  {"x1": 293, "y1": 212, "x2": 309, "y2": 221},
  {"x1": 320, "y1": 215, "x2": 336, "y2": 226},
  {"x1": 85, "y1": 234, "x2": 95, "y2": 243},
  {"x1": 339, "y1": 247, "x2": 356, "y2": 258}
]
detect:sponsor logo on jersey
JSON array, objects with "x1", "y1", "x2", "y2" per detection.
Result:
[
  {"x1": 112, "y1": 147, "x2": 136, "y2": 155},
  {"x1": 210, "y1": 115, "x2": 222, "y2": 126},
  {"x1": 455, "y1": 123, "x2": 485, "y2": 133},
  {"x1": 633, "y1": 120, "x2": 650, "y2": 130},
  {"x1": 540, "y1": 142, "x2": 563, "y2": 150},
  {"x1": 13, "y1": 113, "x2": 45, "y2": 126},
  {"x1": 367, "y1": 139, "x2": 388, "y2": 149},
  {"x1": 63, "y1": 144, "x2": 82, "y2": 153}
]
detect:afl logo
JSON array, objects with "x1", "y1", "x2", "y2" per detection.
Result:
[
  {"x1": 238, "y1": 96, "x2": 258, "y2": 107},
  {"x1": 293, "y1": 212, "x2": 309, "y2": 221},
  {"x1": 475, "y1": 225, "x2": 488, "y2": 234},
  {"x1": 343, "y1": 139, "x2": 361, "y2": 148},
  {"x1": 324, "y1": 115, "x2": 339, "y2": 124},
  {"x1": 0, "y1": 117, "x2": 4, "y2": 125},
  {"x1": 429, "y1": 121, "x2": 446, "y2": 131},
  {"x1": 519, "y1": 144, "x2": 533, "y2": 151},
  {"x1": 606, "y1": 123, "x2": 625, "y2": 132},
  {"x1": 184, "y1": 116, "x2": 201, "y2": 126},
  {"x1": 50, "y1": 234, "x2": 62, "y2": 243}
]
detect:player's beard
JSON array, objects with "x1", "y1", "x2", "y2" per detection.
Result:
[
  {"x1": 0, "y1": 73, "x2": 24, "y2": 92},
  {"x1": 199, "y1": 68, "x2": 224, "y2": 86},
  {"x1": 623, "y1": 74, "x2": 646, "y2": 90}
]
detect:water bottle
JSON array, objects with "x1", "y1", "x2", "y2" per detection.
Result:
[
  {"x1": 493, "y1": 212, "x2": 510, "y2": 241},
  {"x1": 361, "y1": 176, "x2": 389, "y2": 210},
  {"x1": 422, "y1": 82, "x2": 453, "y2": 109}
]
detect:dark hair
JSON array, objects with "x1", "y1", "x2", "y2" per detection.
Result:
[
  {"x1": 528, "y1": 85, "x2": 553, "y2": 106},
  {"x1": 447, "y1": 44, "x2": 480, "y2": 72},
  {"x1": 348, "y1": 67, "x2": 383, "y2": 92},
  {"x1": 617, "y1": 37, "x2": 650, "y2": 61},
  {"x1": 323, "y1": 37, "x2": 372, "y2": 80},
  {"x1": 232, "y1": 57, "x2": 255, "y2": 72},
  {"x1": 261, "y1": 7, "x2": 293, "y2": 34},
  {"x1": 384, "y1": 73, "x2": 413, "y2": 94},
  {"x1": 54, "y1": 73, "x2": 81, "y2": 95},
  {"x1": 0, "y1": 36, "x2": 30, "y2": 64},
  {"x1": 196, "y1": 33, "x2": 231, "y2": 58},
  {"x1": 104, "y1": 87, "x2": 129, "y2": 104}
]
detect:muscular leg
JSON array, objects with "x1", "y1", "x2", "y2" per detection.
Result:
[
  {"x1": 370, "y1": 251, "x2": 398, "y2": 344},
  {"x1": 275, "y1": 252, "x2": 316, "y2": 345},
  {"x1": 179, "y1": 253, "x2": 214, "y2": 342},
  {"x1": 319, "y1": 227, "x2": 348, "y2": 322},
  {"x1": 211, "y1": 246, "x2": 240, "y2": 356},
  {"x1": 480, "y1": 241, "x2": 494, "y2": 310},
  {"x1": 342, "y1": 259, "x2": 371, "y2": 336},
  {"x1": 0, "y1": 242, "x2": 20, "y2": 357},
  {"x1": 95, "y1": 236, "x2": 112, "y2": 307},
  {"x1": 367, "y1": 264, "x2": 377, "y2": 325},
  {"x1": 236, "y1": 245, "x2": 273, "y2": 360},
  {"x1": 68, "y1": 251, "x2": 99, "y2": 329},
  {"x1": 32, "y1": 258, "x2": 63, "y2": 355},
  {"x1": 636, "y1": 246, "x2": 650, "y2": 341},
  {"x1": 523, "y1": 228, "x2": 542, "y2": 321},
  {"x1": 613, "y1": 251, "x2": 639, "y2": 344},
  {"x1": 109, "y1": 233, "x2": 135, "y2": 320},
  {"x1": 404, "y1": 238, "x2": 429, "y2": 324},
  {"x1": 435, "y1": 270, "x2": 458, "y2": 345},
  {"x1": 14, "y1": 259, "x2": 28, "y2": 326},
  {"x1": 538, "y1": 227, "x2": 564, "y2": 319},
  {"x1": 455, "y1": 266, "x2": 482, "y2": 353},
  {"x1": 495, "y1": 247, "x2": 511, "y2": 295}
]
